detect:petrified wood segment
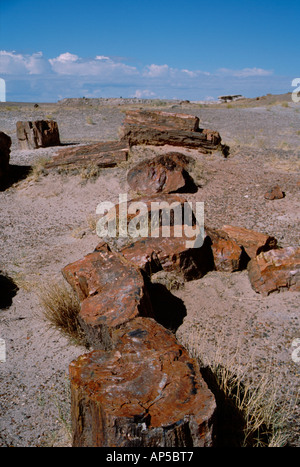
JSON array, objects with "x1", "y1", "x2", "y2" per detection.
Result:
[
  {"x1": 219, "y1": 225, "x2": 277, "y2": 260},
  {"x1": 121, "y1": 125, "x2": 222, "y2": 151},
  {"x1": 69, "y1": 317, "x2": 216, "y2": 447},
  {"x1": 62, "y1": 244, "x2": 154, "y2": 349},
  {"x1": 122, "y1": 109, "x2": 200, "y2": 132},
  {"x1": 247, "y1": 247, "x2": 300, "y2": 296},
  {"x1": 16, "y1": 120, "x2": 61, "y2": 149},
  {"x1": 0, "y1": 131, "x2": 11, "y2": 188},
  {"x1": 45, "y1": 140, "x2": 129, "y2": 169},
  {"x1": 120, "y1": 109, "x2": 223, "y2": 152},
  {"x1": 127, "y1": 153, "x2": 195, "y2": 194},
  {"x1": 205, "y1": 225, "x2": 278, "y2": 272}
]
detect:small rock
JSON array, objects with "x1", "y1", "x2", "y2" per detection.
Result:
[{"x1": 264, "y1": 185, "x2": 285, "y2": 200}]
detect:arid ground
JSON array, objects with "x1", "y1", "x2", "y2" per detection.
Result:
[{"x1": 0, "y1": 94, "x2": 299, "y2": 447}]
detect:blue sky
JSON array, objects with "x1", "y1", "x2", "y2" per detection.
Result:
[{"x1": 0, "y1": 0, "x2": 299, "y2": 102}]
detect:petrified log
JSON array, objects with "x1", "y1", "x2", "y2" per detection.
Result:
[
  {"x1": 120, "y1": 109, "x2": 223, "y2": 152},
  {"x1": 16, "y1": 120, "x2": 61, "y2": 149},
  {"x1": 69, "y1": 317, "x2": 216, "y2": 447},
  {"x1": 247, "y1": 247, "x2": 300, "y2": 296},
  {"x1": 122, "y1": 109, "x2": 200, "y2": 132},
  {"x1": 121, "y1": 125, "x2": 222, "y2": 151},
  {"x1": 45, "y1": 140, "x2": 129, "y2": 169},
  {"x1": 62, "y1": 244, "x2": 154, "y2": 350},
  {"x1": 95, "y1": 193, "x2": 209, "y2": 280},
  {"x1": 127, "y1": 152, "x2": 196, "y2": 194},
  {"x1": 0, "y1": 131, "x2": 11, "y2": 188}
]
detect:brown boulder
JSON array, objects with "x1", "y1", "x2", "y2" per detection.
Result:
[
  {"x1": 16, "y1": 120, "x2": 61, "y2": 149},
  {"x1": 247, "y1": 247, "x2": 300, "y2": 296},
  {"x1": 69, "y1": 317, "x2": 216, "y2": 447},
  {"x1": 46, "y1": 140, "x2": 129, "y2": 169},
  {"x1": 127, "y1": 153, "x2": 195, "y2": 194},
  {"x1": 0, "y1": 131, "x2": 11, "y2": 188},
  {"x1": 62, "y1": 244, "x2": 154, "y2": 349}
]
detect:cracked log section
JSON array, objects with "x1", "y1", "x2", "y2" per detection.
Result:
[
  {"x1": 45, "y1": 140, "x2": 129, "y2": 169},
  {"x1": 16, "y1": 120, "x2": 61, "y2": 149},
  {"x1": 62, "y1": 243, "x2": 154, "y2": 350},
  {"x1": 120, "y1": 109, "x2": 226, "y2": 154},
  {"x1": 69, "y1": 317, "x2": 216, "y2": 447}
]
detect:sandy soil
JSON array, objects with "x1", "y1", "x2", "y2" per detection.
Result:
[{"x1": 0, "y1": 96, "x2": 299, "y2": 447}]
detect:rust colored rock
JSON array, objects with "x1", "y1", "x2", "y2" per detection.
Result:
[
  {"x1": 219, "y1": 225, "x2": 277, "y2": 260},
  {"x1": 122, "y1": 109, "x2": 200, "y2": 132},
  {"x1": 46, "y1": 140, "x2": 129, "y2": 169},
  {"x1": 247, "y1": 247, "x2": 300, "y2": 296},
  {"x1": 69, "y1": 317, "x2": 216, "y2": 447},
  {"x1": 0, "y1": 131, "x2": 11, "y2": 188},
  {"x1": 264, "y1": 185, "x2": 285, "y2": 200},
  {"x1": 16, "y1": 120, "x2": 61, "y2": 149},
  {"x1": 62, "y1": 244, "x2": 154, "y2": 349},
  {"x1": 127, "y1": 153, "x2": 195, "y2": 194}
]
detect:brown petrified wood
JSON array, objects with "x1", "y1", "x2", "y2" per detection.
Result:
[
  {"x1": 127, "y1": 153, "x2": 195, "y2": 194},
  {"x1": 16, "y1": 120, "x2": 61, "y2": 149},
  {"x1": 121, "y1": 109, "x2": 200, "y2": 132},
  {"x1": 120, "y1": 110, "x2": 224, "y2": 153},
  {"x1": 247, "y1": 246, "x2": 300, "y2": 296},
  {"x1": 62, "y1": 244, "x2": 154, "y2": 349},
  {"x1": 0, "y1": 131, "x2": 11, "y2": 188},
  {"x1": 45, "y1": 140, "x2": 129, "y2": 169},
  {"x1": 69, "y1": 317, "x2": 216, "y2": 447}
]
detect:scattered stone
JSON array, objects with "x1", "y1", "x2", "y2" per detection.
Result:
[
  {"x1": 46, "y1": 140, "x2": 129, "y2": 169},
  {"x1": 0, "y1": 131, "x2": 11, "y2": 188},
  {"x1": 62, "y1": 244, "x2": 154, "y2": 350},
  {"x1": 264, "y1": 185, "x2": 285, "y2": 200},
  {"x1": 69, "y1": 317, "x2": 216, "y2": 447},
  {"x1": 247, "y1": 247, "x2": 300, "y2": 296},
  {"x1": 127, "y1": 153, "x2": 195, "y2": 194},
  {"x1": 16, "y1": 120, "x2": 61, "y2": 149}
]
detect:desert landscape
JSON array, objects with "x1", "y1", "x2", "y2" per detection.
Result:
[{"x1": 0, "y1": 93, "x2": 299, "y2": 447}]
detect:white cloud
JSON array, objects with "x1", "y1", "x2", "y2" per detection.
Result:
[
  {"x1": 143, "y1": 64, "x2": 170, "y2": 78},
  {"x1": 218, "y1": 67, "x2": 273, "y2": 77},
  {"x1": 132, "y1": 89, "x2": 156, "y2": 98}
]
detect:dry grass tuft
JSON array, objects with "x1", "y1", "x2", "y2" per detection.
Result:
[
  {"x1": 181, "y1": 328, "x2": 295, "y2": 447},
  {"x1": 38, "y1": 279, "x2": 88, "y2": 347}
]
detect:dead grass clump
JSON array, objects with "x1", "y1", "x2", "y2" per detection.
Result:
[
  {"x1": 38, "y1": 279, "x2": 88, "y2": 347},
  {"x1": 180, "y1": 329, "x2": 294, "y2": 447}
]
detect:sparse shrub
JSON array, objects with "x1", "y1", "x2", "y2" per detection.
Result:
[{"x1": 38, "y1": 279, "x2": 88, "y2": 347}]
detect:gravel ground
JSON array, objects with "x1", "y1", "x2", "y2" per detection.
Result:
[{"x1": 0, "y1": 97, "x2": 299, "y2": 447}]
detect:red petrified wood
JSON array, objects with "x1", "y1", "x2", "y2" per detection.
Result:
[
  {"x1": 69, "y1": 317, "x2": 216, "y2": 447},
  {"x1": 247, "y1": 247, "x2": 300, "y2": 296},
  {"x1": 62, "y1": 244, "x2": 154, "y2": 349}
]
